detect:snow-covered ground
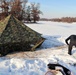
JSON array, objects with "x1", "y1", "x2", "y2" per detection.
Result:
[{"x1": 0, "y1": 21, "x2": 76, "y2": 75}]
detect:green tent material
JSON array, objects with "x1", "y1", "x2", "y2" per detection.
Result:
[{"x1": 0, "y1": 15, "x2": 45, "y2": 56}]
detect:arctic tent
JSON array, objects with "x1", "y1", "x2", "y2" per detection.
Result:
[{"x1": 0, "y1": 15, "x2": 45, "y2": 56}]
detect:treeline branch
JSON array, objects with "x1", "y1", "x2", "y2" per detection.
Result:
[{"x1": 0, "y1": 0, "x2": 42, "y2": 23}]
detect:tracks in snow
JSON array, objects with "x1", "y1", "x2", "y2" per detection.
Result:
[{"x1": 6, "y1": 45, "x2": 68, "y2": 58}]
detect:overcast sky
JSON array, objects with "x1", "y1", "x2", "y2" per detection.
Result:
[{"x1": 28, "y1": 0, "x2": 76, "y2": 18}]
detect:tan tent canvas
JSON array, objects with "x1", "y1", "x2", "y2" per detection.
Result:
[{"x1": 0, "y1": 15, "x2": 45, "y2": 56}]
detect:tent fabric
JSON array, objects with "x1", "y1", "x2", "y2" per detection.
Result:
[{"x1": 0, "y1": 15, "x2": 45, "y2": 56}]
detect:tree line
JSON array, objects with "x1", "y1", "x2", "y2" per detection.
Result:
[
  {"x1": 0, "y1": 0, "x2": 42, "y2": 23},
  {"x1": 40, "y1": 17, "x2": 76, "y2": 23},
  {"x1": 50, "y1": 17, "x2": 76, "y2": 23}
]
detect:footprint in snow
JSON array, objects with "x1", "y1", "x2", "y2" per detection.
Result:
[
  {"x1": 5, "y1": 61, "x2": 10, "y2": 66},
  {"x1": 11, "y1": 64, "x2": 17, "y2": 69}
]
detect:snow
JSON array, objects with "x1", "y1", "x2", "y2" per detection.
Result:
[{"x1": 0, "y1": 21, "x2": 76, "y2": 75}]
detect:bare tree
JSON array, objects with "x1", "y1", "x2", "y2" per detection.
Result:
[
  {"x1": 0, "y1": 0, "x2": 27, "y2": 21},
  {"x1": 31, "y1": 3, "x2": 42, "y2": 23},
  {"x1": 0, "y1": 0, "x2": 42, "y2": 22},
  {"x1": 0, "y1": 0, "x2": 9, "y2": 20},
  {"x1": 26, "y1": 6, "x2": 31, "y2": 22},
  {"x1": 21, "y1": 0, "x2": 28, "y2": 20}
]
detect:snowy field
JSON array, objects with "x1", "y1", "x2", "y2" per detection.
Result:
[{"x1": 0, "y1": 21, "x2": 76, "y2": 75}]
